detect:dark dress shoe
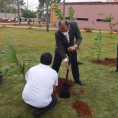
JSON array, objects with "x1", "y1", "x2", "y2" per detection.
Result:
[
  {"x1": 77, "y1": 61, "x2": 83, "y2": 65},
  {"x1": 32, "y1": 111, "x2": 41, "y2": 118},
  {"x1": 75, "y1": 80, "x2": 85, "y2": 86},
  {"x1": 0, "y1": 72, "x2": 3, "y2": 84}
]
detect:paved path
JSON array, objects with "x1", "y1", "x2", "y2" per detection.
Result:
[
  {"x1": 0, "y1": 24, "x2": 56, "y2": 31},
  {"x1": 0, "y1": 24, "x2": 117, "y2": 34}
]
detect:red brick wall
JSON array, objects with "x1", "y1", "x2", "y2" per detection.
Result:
[{"x1": 0, "y1": 19, "x2": 17, "y2": 23}]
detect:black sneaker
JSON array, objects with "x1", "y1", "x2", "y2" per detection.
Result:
[{"x1": 32, "y1": 111, "x2": 40, "y2": 118}]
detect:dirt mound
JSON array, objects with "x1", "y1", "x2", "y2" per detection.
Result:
[
  {"x1": 54, "y1": 77, "x2": 75, "y2": 97},
  {"x1": 93, "y1": 58, "x2": 117, "y2": 67},
  {"x1": 72, "y1": 100, "x2": 91, "y2": 117}
]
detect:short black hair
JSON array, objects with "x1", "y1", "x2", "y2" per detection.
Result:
[
  {"x1": 40, "y1": 52, "x2": 52, "y2": 65},
  {"x1": 58, "y1": 20, "x2": 69, "y2": 27}
]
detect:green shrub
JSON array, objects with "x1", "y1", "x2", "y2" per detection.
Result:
[
  {"x1": 84, "y1": 28, "x2": 92, "y2": 32},
  {"x1": 89, "y1": 30, "x2": 102, "y2": 60}
]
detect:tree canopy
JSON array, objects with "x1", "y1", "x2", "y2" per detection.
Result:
[
  {"x1": 37, "y1": 0, "x2": 61, "y2": 19},
  {"x1": 22, "y1": 9, "x2": 37, "y2": 18},
  {"x1": 0, "y1": 0, "x2": 24, "y2": 13}
]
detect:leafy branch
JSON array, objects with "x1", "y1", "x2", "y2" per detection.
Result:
[
  {"x1": 0, "y1": 38, "x2": 25, "y2": 79},
  {"x1": 53, "y1": 3, "x2": 65, "y2": 20},
  {"x1": 68, "y1": 6, "x2": 77, "y2": 20},
  {"x1": 89, "y1": 30, "x2": 102, "y2": 60},
  {"x1": 53, "y1": 3, "x2": 77, "y2": 20},
  {"x1": 98, "y1": 13, "x2": 118, "y2": 37}
]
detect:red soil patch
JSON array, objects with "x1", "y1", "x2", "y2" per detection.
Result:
[
  {"x1": 71, "y1": 88, "x2": 85, "y2": 95},
  {"x1": 79, "y1": 88, "x2": 85, "y2": 95},
  {"x1": 18, "y1": 45, "x2": 22, "y2": 47},
  {"x1": 93, "y1": 58, "x2": 117, "y2": 67},
  {"x1": 54, "y1": 78, "x2": 91, "y2": 117},
  {"x1": 54, "y1": 78, "x2": 86, "y2": 96},
  {"x1": 103, "y1": 74, "x2": 109, "y2": 77},
  {"x1": 72, "y1": 100, "x2": 91, "y2": 117},
  {"x1": 54, "y1": 77, "x2": 75, "y2": 96}
]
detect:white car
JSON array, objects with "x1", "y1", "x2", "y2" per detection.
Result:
[{"x1": 2, "y1": 18, "x2": 8, "y2": 19}]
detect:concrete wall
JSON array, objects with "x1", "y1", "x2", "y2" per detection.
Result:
[
  {"x1": 0, "y1": 13, "x2": 39, "y2": 22},
  {"x1": 0, "y1": 13, "x2": 16, "y2": 19},
  {"x1": 51, "y1": 2, "x2": 118, "y2": 31}
]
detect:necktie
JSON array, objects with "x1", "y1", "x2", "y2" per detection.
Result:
[{"x1": 66, "y1": 33, "x2": 70, "y2": 43}]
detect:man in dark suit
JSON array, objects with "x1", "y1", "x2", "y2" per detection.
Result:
[{"x1": 52, "y1": 20, "x2": 85, "y2": 86}]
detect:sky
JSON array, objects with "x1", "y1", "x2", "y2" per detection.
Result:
[{"x1": 24, "y1": 0, "x2": 106, "y2": 11}]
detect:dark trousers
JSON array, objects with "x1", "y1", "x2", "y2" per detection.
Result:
[
  {"x1": 52, "y1": 50, "x2": 80, "y2": 82},
  {"x1": 28, "y1": 95, "x2": 57, "y2": 115}
]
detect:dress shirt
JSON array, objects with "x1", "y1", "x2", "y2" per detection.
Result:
[{"x1": 22, "y1": 63, "x2": 58, "y2": 108}]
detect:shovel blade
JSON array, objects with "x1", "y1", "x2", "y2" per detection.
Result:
[{"x1": 59, "y1": 82, "x2": 70, "y2": 98}]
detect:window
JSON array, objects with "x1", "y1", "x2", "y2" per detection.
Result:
[
  {"x1": 77, "y1": 18, "x2": 88, "y2": 21},
  {"x1": 66, "y1": 17, "x2": 88, "y2": 21},
  {"x1": 97, "y1": 19, "x2": 110, "y2": 22},
  {"x1": 66, "y1": 17, "x2": 70, "y2": 19}
]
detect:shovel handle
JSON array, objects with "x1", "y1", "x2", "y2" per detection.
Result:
[
  {"x1": 68, "y1": 52, "x2": 71, "y2": 65},
  {"x1": 65, "y1": 69, "x2": 69, "y2": 82},
  {"x1": 65, "y1": 52, "x2": 71, "y2": 83}
]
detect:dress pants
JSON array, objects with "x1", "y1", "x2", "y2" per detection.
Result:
[
  {"x1": 28, "y1": 95, "x2": 57, "y2": 115},
  {"x1": 52, "y1": 50, "x2": 80, "y2": 83}
]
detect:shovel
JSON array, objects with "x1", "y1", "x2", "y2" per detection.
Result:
[{"x1": 60, "y1": 52, "x2": 71, "y2": 98}]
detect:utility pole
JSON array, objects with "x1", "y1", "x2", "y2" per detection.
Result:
[
  {"x1": 17, "y1": 0, "x2": 20, "y2": 24},
  {"x1": 63, "y1": 0, "x2": 65, "y2": 15},
  {"x1": 27, "y1": 0, "x2": 28, "y2": 10},
  {"x1": 4, "y1": 8, "x2": 6, "y2": 19},
  {"x1": 46, "y1": 0, "x2": 49, "y2": 32},
  {"x1": 4, "y1": 3, "x2": 6, "y2": 19}
]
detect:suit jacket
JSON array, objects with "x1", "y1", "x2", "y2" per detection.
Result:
[{"x1": 55, "y1": 21, "x2": 82, "y2": 59}]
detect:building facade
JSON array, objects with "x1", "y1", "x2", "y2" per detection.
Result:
[
  {"x1": 50, "y1": 2, "x2": 118, "y2": 31},
  {"x1": 107, "y1": 0, "x2": 118, "y2": 2}
]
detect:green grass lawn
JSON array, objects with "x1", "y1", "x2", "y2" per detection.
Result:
[{"x1": 0, "y1": 27, "x2": 118, "y2": 118}]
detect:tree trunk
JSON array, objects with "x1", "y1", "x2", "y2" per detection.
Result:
[
  {"x1": 43, "y1": 6, "x2": 44, "y2": 24},
  {"x1": 4, "y1": 8, "x2": 6, "y2": 19},
  {"x1": 17, "y1": 0, "x2": 20, "y2": 24},
  {"x1": 27, "y1": 0, "x2": 28, "y2": 10},
  {"x1": 46, "y1": 0, "x2": 49, "y2": 32},
  {"x1": 63, "y1": 0, "x2": 65, "y2": 15},
  {"x1": 4, "y1": 5, "x2": 6, "y2": 19}
]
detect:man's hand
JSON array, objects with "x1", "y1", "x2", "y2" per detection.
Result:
[
  {"x1": 68, "y1": 45, "x2": 77, "y2": 52},
  {"x1": 25, "y1": 80, "x2": 27, "y2": 85},
  {"x1": 65, "y1": 61, "x2": 71, "y2": 70},
  {"x1": 53, "y1": 86, "x2": 56, "y2": 95}
]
